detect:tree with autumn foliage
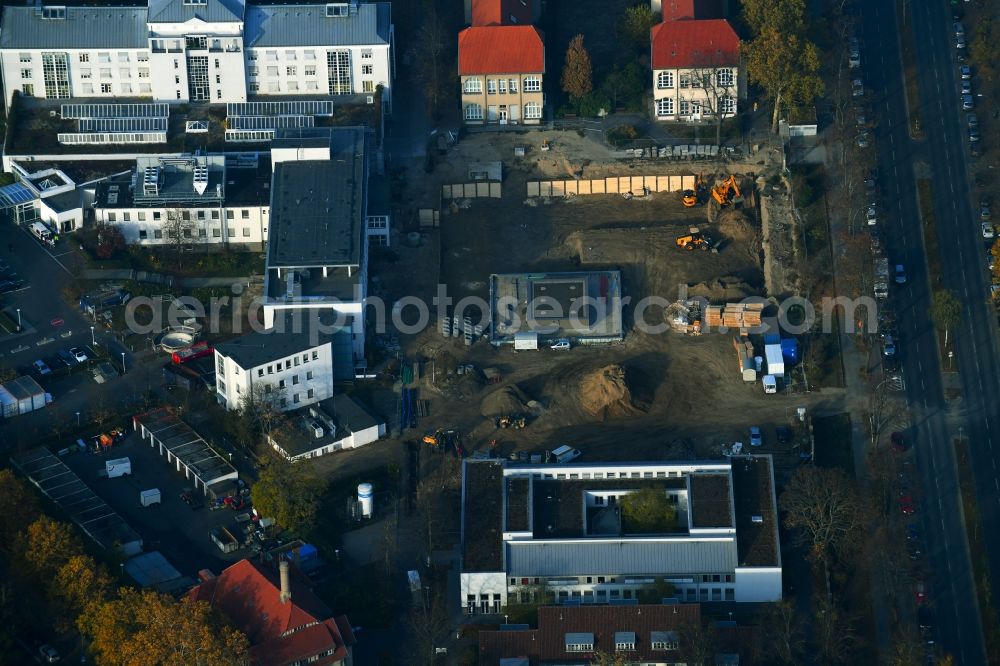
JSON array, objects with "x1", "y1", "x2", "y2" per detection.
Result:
[
  {"x1": 94, "y1": 222, "x2": 126, "y2": 259},
  {"x1": 561, "y1": 34, "x2": 593, "y2": 100},
  {"x1": 0, "y1": 469, "x2": 40, "y2": 553},
  {"x1": 82, "y1": 588, "x2": 248, "y2": 666},
  {"x1": 16, "y1": 515, "x2": 84, "y2": 582}
]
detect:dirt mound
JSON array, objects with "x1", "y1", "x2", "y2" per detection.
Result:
[
  {"x1": 480, "y1": 384, "x2": 531, "y2": 417},
  {"x1": 715, "y1": 208, "x2": 757, "y2": 241},
  {"x1": 686, "y1": 276, "x2": 755, "y2": 301},
  {"x1": 578, "y1": 365, "x2": 645, "y2": 420}
]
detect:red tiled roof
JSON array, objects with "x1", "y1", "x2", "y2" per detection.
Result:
[
  {"x1": 458, "y1": 26, "x2": 545, "y2": 75},
  {"x1": 471, "y1": 0, "x2": 533, "y2": 26},
  {"x1": 650, "y1": 19, "x2": 740, "y2": 70},
  {"x1": 659, "y1": 0, "x2": 723, "y2": 22},
  {"x1": 187, "y1": 559, "x2": 349, "y2": 666}
]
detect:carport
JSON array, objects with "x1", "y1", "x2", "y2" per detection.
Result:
[{"x1": 134, "y1": 409, "x2": 238, "y2": 495}]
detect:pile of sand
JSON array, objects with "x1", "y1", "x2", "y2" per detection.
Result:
[
  {"x1": 578, "y1": 365, "x2": 644, "y2": 420},
  {"x1": 686, "y1": 276, "x2": 755, "y2": 301},
  {"x1": 480, "y1": 385, "x2": 531, "y2": 417}
]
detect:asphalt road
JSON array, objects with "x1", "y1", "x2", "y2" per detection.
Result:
[{"x1": 861, "y1": 0, "x2": 999, "y2": 663}]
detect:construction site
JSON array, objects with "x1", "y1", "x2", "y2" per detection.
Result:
[{"x1": 374, "y1": 129, "x2": 829, "y2": 463}]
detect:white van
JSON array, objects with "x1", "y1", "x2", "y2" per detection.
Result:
[
  {"x1": 551, "y1": 445, "x2": 582, "y2": 463},
  {"x1": 29, "y1": 221, "x2": 54, "y2": 247},
  {"x1": 762, "y1": 375, "x2": 777, "y2": 394}
]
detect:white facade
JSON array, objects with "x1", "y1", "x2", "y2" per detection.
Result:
[
  {"x1": 214, "y1": 340, "x2": 335, "y2": 412},
  {"x1": 651, "y1": 65, "x2": 739, "y2": 122},
  {"x1": 96, "y1": 203, "x2": 269, "y2": 246},
  {"x1": 0, "y1": 1, "x2": 393, "y2": 109}
]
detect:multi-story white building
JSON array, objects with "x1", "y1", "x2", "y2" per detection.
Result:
[
  {"x1": 650, "y1": 18, "x2": 740, "y2": 122},
  {"x1": 93, "y1": 154, "x2": 272, "y2": 247},
  {"x1": 460, "y1": 456, "x2": 781, "y2": 615},
  {"x1": 213, "y1": 312, "x2": 355, "y2": 412},
  {"x1": 0, "y1": 0, "x2": 394, "y2": 112}
]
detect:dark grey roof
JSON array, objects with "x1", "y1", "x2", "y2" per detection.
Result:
[
  {"x1": 214, "y1": 311, "x2": 351, "y2": 370},
  {"x1": 0, "y1": 6, "x2": 148, "y2": 49},
  {"x1": 272, "y1": 394, "x2": 382, "y2": 457},
  {"x1": 506, "y1": 539, "x2": 739, "y2": 577},
  {"x1": 267, "y1": 127, "x2": 366, "y2": 268},
  {"x1": 148, "y1": 0, "x2": 245, "y2": 23},
  {"x1": 245, "y1": 2, "x2": 390, "y2": 48}
]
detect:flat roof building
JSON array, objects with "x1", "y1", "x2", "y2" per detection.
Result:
[
  {"x1": 266, "y1": 394, "x2": 385, "y2": 461},
  {"x1": 460, "y1": 457, "x2": 781, "y2": 615}
]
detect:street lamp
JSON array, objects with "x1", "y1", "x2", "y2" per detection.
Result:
[
  {"x1": 90, "y1": 326, "x2": 95, "y2": 346},
  {"x1": 15, "y1": 308, "x2": 20, "y2": 332},
  {"x1": 76, "y1": 411, "x2": 80, "y2": 427},
  {"x1": 120, "y1": 352, "x2": 126, "y2": 375}
]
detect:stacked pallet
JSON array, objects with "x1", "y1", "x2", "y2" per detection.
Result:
[{"x1": 705, "y1": 303, "x2": 764, "y2": 330}]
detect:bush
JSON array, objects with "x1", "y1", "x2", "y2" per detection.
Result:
[{"x1": 606, "y1": 124, "x2": 639, "y2": 148}]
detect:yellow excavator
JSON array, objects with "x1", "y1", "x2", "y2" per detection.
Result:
[
  {"x1": 682, "y1": 173, "x2": 706, "y2": 207},
  {"x1": 676, "y1": 232, "x2": 709, "y2": 251},
  {"x1": 711, "y1": 175, "x2": 744, "y2": 206}
]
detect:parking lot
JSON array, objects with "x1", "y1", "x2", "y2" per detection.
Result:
[{"x1": 58, "y1": 430, "x2": 250, "y2": 577}]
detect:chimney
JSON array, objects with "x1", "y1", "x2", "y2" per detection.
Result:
[{"x1": 279, "y1": 560, "x2": 291, "y2": 604}]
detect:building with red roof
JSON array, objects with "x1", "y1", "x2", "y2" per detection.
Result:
[
  {"x1": 467, "y1": 0, "x2": 538, "y2": 26},
  {"x1": 653, "y1": 0, "x2": 724, "y2": 22},
  {"x1": 458, "y1": 26, "x2": 545, "y2": 125},
  {"x1": 650, "y1": 18, "x2": 741, "y2": 121},
  {"x1": 187, "y1": 559, "x2": 355, "y2": 666}
]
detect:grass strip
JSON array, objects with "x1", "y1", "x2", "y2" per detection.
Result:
[
  {"x1": 954, "y1": 437, "x2": 1000, "y2": 662},
  {"x1": 916, "y1": 179, "x2": 957, "y2": 370},
  {"x1": 897, "y1": 3, "x2": 923, "y2": 137}
]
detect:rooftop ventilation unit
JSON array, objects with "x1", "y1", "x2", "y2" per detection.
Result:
[
  {"x1": 142, "y1": 166, "x2": 160, "y2": 196},
  {"x1": 193, "y1": 164, "x2": 208, "y2": 195}
]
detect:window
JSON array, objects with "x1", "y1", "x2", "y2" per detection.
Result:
[
  {"x1": 679, "y1": 100, "x2": 690, "y2": 115},
  {"x1": 100, "y1": 68, "x2": 112, "y2": 78},
  {"x1": 139, "y1": 68, "x2": 150, "y2": 78},
  {"x1": 657, "y1": 71, "x2": 674, "y2": 89},
  {"x1": 362, "y1": 64, "x2": 373, "y2": 75},
  {"x1": 464, "y1": 104, "x2": 483, "y2": 121},
  {"x1": 182, "y1": 229, "x2": 192, "y2": 238},
  {"x1": 227, "y1": 228, "x2": 235, "y2": 238},
  {"x1": 213, "y1": 228, "x2": 221, "y2": 237},
  {"x1": 288, "y1": 81, "x2": 299, "y2": 91},
  {"x1": 498, "y1": 79, "x2": 507, "y2": 94},
  {"x1": 285, "y1": 50, "x2": 296, "y2": 60},
  {"x1": 656, "y1": 98, "x2": 674, "y2": 116},
  {"x1": 307, "y1": 368, "x2": 315, "y2": 377},
  {"x1": 138, "y1": 230, "x2": 148, "y2": 240},
  {"x1": 278, "y1": 379, "x2": 286, "y2": 389},
  {"x1": 361, "y1": 48, "x2": 372, "y2": 59},
  {"x1": 566, "y1": 642, "x2": 593, "y2": 653},
  {"x1": 267, "y1": 66, "x2": 279, "y2": 76},
  {"x1": 242, "y1": 228, "x2": 250, "y2": 238},
  {"x1": 266, "y1": 50, "x2": 278, "y2": 61},
  {"x1": 327, "y1": 49, "x2": 351, "y2": 94},
  {"x1": 463, "y1": 78, "x2": 482, "y2": 94},
  {"x1": 41, "y1": 52, "x2": 70, "y2": 98},
  {"x1": 523, "y1": 75, "x2": 541, "y2": 92},
  {"x1": 362, "y1": 80, "x2": 373, "y2": 92},
  {"x1": 524, "y1": 102, "x2": 542, "y2": 119},
  {"x1": 138, "y1": 52, "x2": 149, "y2": 62},
  {"x1": 305, "y1": 65, "x2": 316, "y2": 76},
  {"x1": 721, "y1": 95, "x2": 736, "y2": 115},
  {"x1": 615, "y1": 641, "x2": 635, "y2": 651},
  {"x1": 153, "y1": 229, "x2": 162, "y2": 239},
  {"x1": 241, "y1": 210, "x2": 250, "y2": 219},
  {"x1": 716, "y1": 67, "x2": 734, "y2": 87},
  {"x1": 226, "y1": 210, "x2": 234, "y2": 220},
  {"x1": 292, "y1": 375, "x2": 299, "y2": 385},
  {"x1": 307, "y1": 388, "x2": 314, "y2": 399},
  {"x1": 22, "y1": 84, "x2": 34, "y2": 95},
  {"x1": 250, "y1": 82, "x2": 260, "y2": 92},
  {"x1": 652, "y1": 640, "x2": 679, "y2": 651},
  {"x1": 214, "y1": 58, "x2": 220, "y2": 68},
  {"x1": 248, "y1": 52, "x2": 258, "y2": 61},
  {"x1": 123, "y1": 212, "x2": 131, "y2": 222},
  {"x1": 249, "y1": 66, "x2": 258, "y2": 77},
  {"x1": 119, "y1": 68, "x2": 130, "y2": 78},
  {"x1": 304, "y1": 50, "x2": 316, "y2": 60},
  {"x1": 20, "y1": 69, "x2": 31, "y2": 80},
  {"x1": 679, "y1": 73, "x2": 691, "y2": 88},
  {"x1": 118, "y1": 52, "x2": 129, "y2": 63},
  {"x1": 79, "y1": 53, "x2": 89, "y2": 63},
  {"x1": 287, "y1": 65, "x2": 297, "y2": 76},
  {"x1": 140, "y1": 83, "x2": 151, "y2": 93},
  {"x1": 293, "y1": 394, "x2": 300, "y2": 404},
  {"x1": 211, "y1": 211, "x2": 219, "y2": 220},
  {"x1": 199, "y1": 228, "x2": 207, "y2": 237},
  {"x1": 101, "y1": 83, "x2": 112, "y2": 93},
  {"x1": 215, "y1": 75, "x2": 221, "y2": 84},
  {"x1": 487, "y1": 79, "x2": 497, "y2": 94}
]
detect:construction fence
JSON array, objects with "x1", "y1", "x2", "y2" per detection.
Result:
[
  {"x1": 441, "y1": 182, "x2": 502, "y2": 199},
  {"x1": 527, "y1": 175, "x2": 695, "y2": 198}
]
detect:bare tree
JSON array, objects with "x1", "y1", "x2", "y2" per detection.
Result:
[
  {"x1": 687, "y1": 52, "x2": 739, "y2": 147},
  {"x1": 869, "y1": 377, "x2": 904, "y2": 449},
  {"x1": 409, "y1": 5, "x2": 449, "y2": 120},
  {"x1": 780, "y1": 466, "x2": 864, "y2": 566},
  {"x1": 677, "y1": 615, "x2": 717, "y2": 666},
  {"x1": 754, "y1": 599, "x2": 805, "y2": 665},
  {"x1": 814, "y1": 596, "x2": 862, "y2": 664},
  {"x1": 163, "y1": 209, "x2": 198, "y2": 269},
  {"x1": 407, "y1": 586, "x2": 449, "y2": 666}
]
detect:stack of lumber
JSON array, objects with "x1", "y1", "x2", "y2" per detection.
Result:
[{"x1": 705, "y1": 303, "x2": 763, "y2": 330}]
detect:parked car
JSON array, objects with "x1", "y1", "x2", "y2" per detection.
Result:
[
  {"x1": 899, "y1": 496, "x2": 916, "y2": 515},
  {"x1": 987, "y1": 250, "x2": 995, "y2": 272},
  {"x1": 852, "y1": 79, "x2": 864, "y2": 97},
  {"x1": 855, "y1": 106, "x2": 867, "y2": 126},
  {"x1": 69, "y1": 347, "x2": 88, "y2": 364},
  {"x1": 957, "y1": 36, "x2": 966, "y2": 49},
  {"x1": 32, "y1": 360, "x2": 51, "y2": 376},
  {"x1": 907, "y1": 524, "x2": 920, "y2": 542},
  {"x1": 915, "y1": 580, "x2": 927, "y2": 605},
  {"x1": 549, "y1": 338, "x2": 571, "y2": 351},
  {"x1": 776, "y1": 426, "x2": 791, "y2": 446},
  {"x1": 960, "y1": 65, "x2": 972, "y2": 79},
  {"x1": 983, "y1": 222, "x2": 995, "y2": 240},
  {"x1": 969, "y1": 127, "x2": 980, "y2": 143},
  {"x1": 980, "y1": 200, "x2": 991, "y2": 220},
  {"x1": 961, "y1": 80, "x2": 973, "y2": 96},
  {"x1": 857, "y1": 132, "x2": 869, "y2": 148},
  {"x1": 963, "y1": 94, "x2": 974, "y2": 110},
  {"x1": 867, "y1": 204, "x2": 877, "y2": 226},
  {"x1": 891, "y1": 431, "x2": 907, "y2": 453},
  {"x1": 883, "y1": 335, "x2": 897, "y2": 357},
  {"x1": 895, "y1": 264, "x2": 907, "y2": 284},
  {"x1": 749, "y1": 426, "x2": 763, "y2": 447},
  {"x1": 968, "y1": 112, "x2": 978, "y2": 129},
  {"x1": 56, "y1": 349, "x2": 76, "y2": 367},
  {"x1": 38, "y1": 645, "x2": 60, "y2": 663}
]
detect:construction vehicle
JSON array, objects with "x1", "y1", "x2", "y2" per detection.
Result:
[
  {"x1": 675, "y1": 230, "x2": 710, "y2": 251},
  {"x1": 682, "y1": 173, "x2": 706, "y2": 207},
  {"x1": 422, "y1": 429, "x2": 443, "y2": 446},
  {"x1": 711, "y1": 175, "x2": 744, "y2": 206},
  {"x1": 496, "y1": 415, "x2": 527, "y2": 429}
]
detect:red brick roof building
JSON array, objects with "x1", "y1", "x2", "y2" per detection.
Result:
[
  {"x1": 458, "y1": 25, "x2": 546, "y2": 125},
  {"x1": 187, "y1": 559, "x2": 355, "y2": 666},
  {"x1": 650, "y1": 18, "x2": 740, "y2": 70},
  {"x1": 469, "y1": 0, "x2": 535, "y2": 26}
]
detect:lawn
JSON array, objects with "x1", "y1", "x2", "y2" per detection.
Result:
[
  {"x1": 812, "y1": 413, "x2": 854, "y2": 474},
  {"x1": 896, "y1": 3, "x2": 924, "y2": 137},
  {"x1": 917, "y1": 178, "x2": 957, "y2": 372}
]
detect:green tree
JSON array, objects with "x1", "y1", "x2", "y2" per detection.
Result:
[
  {"x1": 745, "y1": 29, "x2": 824, "y2": 133},
  {"x1": 561, "y1": 34, "x2": 594, "y2": 101},
  {"x1": 619, "y1": 5, "x2": 659, "y2": 49},
  {"x1": 991, "y1": 238, "x2": 1000, "y2": 283},
  {"x1": 929, "y1": 289, "x2": 962, "y2": 347},
  {"x1": 741, "y1": 0, "x2": 807, "y2": 36},
  {"x1": 619, "y1": 487, "x2": 677, "y2": 533},
  {"x1": 600, "y1": 62, "x2": 645, "y2": 111},
  {"x1": 82, "y1": 588, "x2": 249, "y2": 666},
  {"x1": 250, "y1": 455, "x2": 325, "y2": 533}
]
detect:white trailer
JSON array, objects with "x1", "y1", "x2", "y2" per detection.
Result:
[
  {"x1": 764, "y1": 345, "x2": 785, "y2": 378},
  {"x1": 513, "y1": 332, "x2": 539, "y2": 350},
  {"x1": 106, "y1": 457, "x2": 132, "y2": 479},
  {"x1": 140, "y1": 488, "x2": 161, "y2": 507}
]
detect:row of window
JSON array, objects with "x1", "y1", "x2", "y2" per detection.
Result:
[
  {"x1": 512, "y1": 573, "x2": 734, "y2": 586},
  {"x1": 655, "y1": 96, "x2": 736, "y2": 116},
  {"x1": 249, "y1": 48, "x2": 374, "y2": 61},
  {"x1": 567, "y1": 640, "x2": 678, "y2": 653},
  {"x1": 256, "y1": 352, "x2": 319, "y2": 377},
  {"x1": 289, "y1": 648, "x2": 338, "y2": 666},
  {"x1": 136, "y1": 227, "x2": 258, "y2": 240},
  {"x1": 107, "y1": 209, "x2": 255, "y2": 222},
  {"x1": 463, "y1": 75, "x2": 541, "y2": 94},
  {"x1": 656, "y1": 68, "x2": 734, "y2": 90},
  {"x1": 249, "y1": 64, "x2": 374, "y2": 77},
  {"x1": 464, "y1": 102, "x2": 542, "y2": 121},
  {"x1": 247, "y1": 81, "x2": 372, "y2": 94}
]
